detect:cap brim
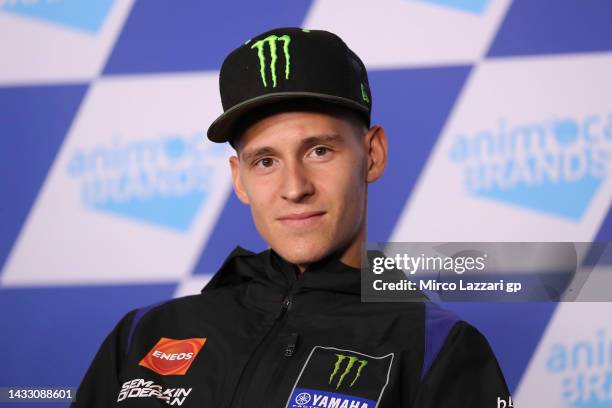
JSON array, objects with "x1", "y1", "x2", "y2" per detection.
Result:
[{"x1": 206, "y1": 92, "x2": 370, "y2": 143}]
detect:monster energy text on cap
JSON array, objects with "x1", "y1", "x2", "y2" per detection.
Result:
[{"x1": 206, "y1": 27, "x2": 372, "y2": 144}]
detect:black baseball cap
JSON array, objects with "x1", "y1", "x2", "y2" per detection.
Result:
[{"x1": 206, "y1": 27, "x2": 372, "y2": 144}]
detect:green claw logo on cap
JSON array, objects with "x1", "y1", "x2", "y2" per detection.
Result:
[
  {"x1": 361, "y1": 83, "x2": 370, "y2": 103},
  {"x1": 250, "y1": 34, "x2": 291, "y2": 88}
]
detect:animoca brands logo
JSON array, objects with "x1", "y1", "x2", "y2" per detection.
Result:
[{"x1": 139, "y1": 337, "x2": 206, "y2": 376}]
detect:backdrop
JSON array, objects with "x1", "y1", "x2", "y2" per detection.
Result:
[{"x1": 1, "y1": 1, "x2": 611, "y2": 407}]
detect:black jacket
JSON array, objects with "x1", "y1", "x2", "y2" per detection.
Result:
[{"x1": 73, "y1": 247, "x2": 511, "y2": 407}]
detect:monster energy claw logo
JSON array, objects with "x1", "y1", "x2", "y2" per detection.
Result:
[
  {"x1": 329, "y1": 354, "x2": 368, "y2": 389},
  {"x1": 361, "y1": 83, "x2": 370, "y2": 103},
  {"x1": 251, "y1": 34, "x2": 291, "y2": 88}
]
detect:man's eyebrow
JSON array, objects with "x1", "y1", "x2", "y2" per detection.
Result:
[
  {"x1": 240, "y1": 134, "x2": 345, "y2": 161},
  {"x1": 240, "y1": 146, "x2": 278, "y2": 162},
  {"x1": 300, "y1": 133, "x2": 344, "y2": 147}
]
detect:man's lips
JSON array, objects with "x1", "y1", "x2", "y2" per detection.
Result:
[{"x1": 277, "y1": 211, "x2": 326, "y2": 227}]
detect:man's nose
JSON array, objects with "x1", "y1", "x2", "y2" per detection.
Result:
[{"x1": 280, "y1": 161, "x2": 314, "y2": 202}]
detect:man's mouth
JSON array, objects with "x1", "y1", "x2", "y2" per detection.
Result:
[{"x1": 277, "y1": 211, "x2": 326, "y2": 228}]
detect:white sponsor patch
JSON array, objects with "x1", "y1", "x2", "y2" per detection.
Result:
[{"x1": 117, "y1": 378, "x2": 192, "y2": 406}]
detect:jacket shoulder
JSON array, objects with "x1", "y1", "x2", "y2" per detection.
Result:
[
  {"x1": 421, "y1": 301, "x2": 462, "y2": 379},
  {"x1": 411, "y1": 303, "x2": 510, "y2": 407}
]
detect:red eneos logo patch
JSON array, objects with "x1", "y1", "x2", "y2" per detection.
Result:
[{"x1": 139, "y1": 337, "x2": 206, "y2": 375}]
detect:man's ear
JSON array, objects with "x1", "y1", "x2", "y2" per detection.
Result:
[
  {"x1": 229, "y1": 156, "x2": 250, "y2": 205},
  {"x1": 364, "y1": 125, "x2": 388, "y2": 183}
]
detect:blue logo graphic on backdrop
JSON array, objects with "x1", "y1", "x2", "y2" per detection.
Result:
[
  {"x1": 0, "y1": 0, "x2": 114, "y2": 33},
  {"x1": 67, "y1": 133, "x2": 227, "y2": 231},
  {"x1": 449, "y1": 113, "x2": 612, "y2": 220},
  {"x1": 547, "y1": 329, "x2": 612, "y2": 407},
  {"x1": 409, "y1": 0, "x2": 490, "y2": 14}
]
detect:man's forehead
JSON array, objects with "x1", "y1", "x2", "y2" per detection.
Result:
[{"x1": 235, "y1": 110, "x2": 351, "y2": 152}]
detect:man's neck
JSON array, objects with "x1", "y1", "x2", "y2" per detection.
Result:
[{"x1": 296, "y1": 226, "x2": 365, "y2": 274}]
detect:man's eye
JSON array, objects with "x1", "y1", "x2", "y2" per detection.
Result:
[
  {"x1": 255, "y1": 157, "x2": 274, "y2": 167},
  {"x1": 311, "y1": 146, "x2": 330, "y2": 157}
]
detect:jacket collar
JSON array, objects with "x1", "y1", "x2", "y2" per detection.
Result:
[
  {"x1": 202, "y1": 246, "x2": 362, "y2": 296},
  {"x1": 270, "y1": 247, "x2": 362, "y2": 295}
]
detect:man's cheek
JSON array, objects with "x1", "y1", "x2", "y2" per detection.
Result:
[{"x1": 249, "y1": 207, "x2": 269, "y2": 235}]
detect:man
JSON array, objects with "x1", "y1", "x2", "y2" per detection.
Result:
[{"x1": 73, "y1": 27, "x2": 510, "y2": 407}]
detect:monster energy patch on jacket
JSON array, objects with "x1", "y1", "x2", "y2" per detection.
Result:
[{"x1": 286, "y1": 346, "x2": 394, "y2": 408}]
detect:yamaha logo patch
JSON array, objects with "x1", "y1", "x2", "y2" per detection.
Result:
[{"x1": 285, "y1": 346, "x2": 394, "y2": 408}]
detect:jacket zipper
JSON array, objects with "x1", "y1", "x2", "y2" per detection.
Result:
[{"x1": 228, "y1": 293, "x2": 295, "y2": 408}]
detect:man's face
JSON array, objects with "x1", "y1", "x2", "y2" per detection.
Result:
[{"x1": 229, "y1": 110, "x2": 374, "y2": 267}]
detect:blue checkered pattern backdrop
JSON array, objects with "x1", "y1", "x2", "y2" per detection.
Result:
[{"x1": 1, "y1": 1, "x2": 612, "y2": 406}]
